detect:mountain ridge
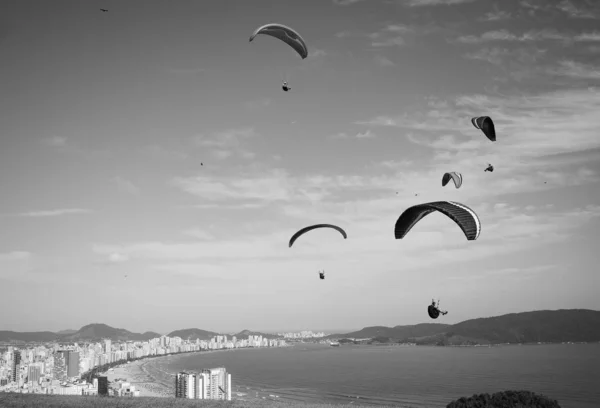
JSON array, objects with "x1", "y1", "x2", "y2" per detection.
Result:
[{"x1": 1, "y1": 309, "x2": 599, "y2": 344}]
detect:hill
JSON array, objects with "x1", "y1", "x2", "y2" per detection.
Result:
[
  {"x1": 0, "y1": 330, "x2": 58, "y2": 343},
  {"x1": 59, "y1": 324, "x2": 161, "y2": 342},
  {"x1": 325, "y1": 323, "x2": 450, "y2": 340},
  {"x1": 167, "y1": 328, "x2": 220, "y2": 341},
  {"x1": 328, "y1": 309, "x2": 600, "y2": 345}
]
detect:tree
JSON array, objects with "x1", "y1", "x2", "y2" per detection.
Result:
[{"x1": 446, "y1": 390, "x2": 562, "y2": 408}]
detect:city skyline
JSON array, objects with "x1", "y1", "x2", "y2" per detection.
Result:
[{"x1": 1, "y1": 0, "x2": 599, "y2": 334}]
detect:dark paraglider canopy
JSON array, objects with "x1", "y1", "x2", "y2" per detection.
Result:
[
  {"x1": 100, "y1": 8, "x2": 108, "y2": 12},
  {"x1": 288, "y1": 224, "x2": 348, "y2": 248},
  {"x1": 427, "y1": 304, "x2": 440, "y2": 319},
  {"x1": 249, "y1": 23, "x2": 308, "y2": 59},
  {"x1": 319, "y1": 271, "x2": 325, "y2": 280},
  {"x1": 442, "y1": 172, "x2": 463, "y2": 189},
  {"x1": 394, "y1": 201, "x2": 482, "y2": 241},
  {"x1": 471, "y1": 116, "x2": 496, "y2": 142}
]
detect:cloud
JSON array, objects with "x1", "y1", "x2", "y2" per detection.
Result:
[
  {"x1": 42, "y1": 136, "x2": 67, "y2": 147},
  {"x1": 374, "y1": 55, "x2": 396, "y2": 67},
  {"x1": 193, "y1": 127, "x2": 257, "y2": 161},
  {"x1": 140, "y1": 145, "x2": 189, "y2": 161},
  {"x1": 243, "y1": 98, "x2": 271, "y2": 110},
  {"x1": 167, "y1": 68, "x2": 205, "y2": 75},
  {"x1": 478, "y1": 10, "x2": 512, "y2": 21},
  {"x1": 13, "y1": 208, "x2": 93, "y2": 217},
  {"x1": 354, "y1": 88, "x2": 600, "y2": 200},
  {"x1": 455, "y1": 29, "x2": 571, "y2": 44},
  {"x1": 0, "y1": 251, "x2": 31, "y2": 262},
  {"x1": 182, "y1": 229, "x2": 215, "y2": 240},
  {"x1": 108, "y1": 253, "x2": 129, "y2": 263},
  {"x1": 397, "y1": 0, "x2": 479, "y2": 6},
  {"x1": 356, "y1": 130, "x2": 377, "y2": 139},
  {"x1": 113, "y1": 176, "x2": 140, "y2": 195},
  {"x1": 549, "y1": 60, "x2": 600, "y2": 79},
  {"x1": 332, "y1": 0, "x2": 366, "y2": 5},
  {"x1": 369, "y1": 24, "x2": 414, "y2": 47},
  {"x1": 308, "y1": 49, "x2": 327, "y2": 58},
  {"x1": 328, "y1": 130, "x2": 376, "y2": 140}
]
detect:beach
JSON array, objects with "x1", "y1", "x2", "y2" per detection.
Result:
[{"x1": 105, "y1": 348, "x2": 280, "y2": 401}]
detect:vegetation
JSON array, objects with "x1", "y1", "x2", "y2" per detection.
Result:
[
  {"x1": 326, "y1": 310, "x2": 600, "y2": 345},
  {"x1": 0, "y1": 394, "x2": 407, "y2": 408},
  {"x1": 446, "y1": 390, "x2": 562, "y2": 408}
]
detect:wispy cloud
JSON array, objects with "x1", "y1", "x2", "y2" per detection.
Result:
[
  {"x1": 398, "y1": 0, "x2": 480, "y2": 6},
  {"x1": 549, "y1": 60, "x2": 600, "y2": 79},
  {"x1": 113, "y1": 176, "x2": 140, "y2": 195},
  {"x1": 369, "y1": 24, "x2": 414, "y2": 47},
  {"x1": 374, "y1": 55, "x2": 396, "y2": 67},
  {"x1": 193, "y1": 127, "x2": 257, "y2": 161},
  {"x1": 12, "y1": 208, "x2": 93, "y2": 217},
  {"x1": 167, "y1": 68, "x2": 205, "y2": 75},
  {"x1": 455, "y1": 29, "x2": 571, "y2": 44},
  {"x1": 42, "y1": 136, "x2": 68, "y2": 147},
  {"x1": 182, "y1": 229, "x2": 215, "y2": 240},
  {"x1": 108, "y1": 253, "x2": 129, "y2": 263},
  {"x1": 308, "y1": 49, "x2": 327, "y2": 58},
  {"x1": 332, "y1": 0, "x2": 366, "y2": 5},
  {"x1": 140, "y1": 145, "x2": 189, "y2": 161},
  {"x1": 329, "y1": 130, "x2": 377, "y2": 140},
  {"x1": 478, "y1": 9, "x2": 512, "y2": 21},
  {"x1": 0, "y1": 251, "x2": 31, "y2": 262}
]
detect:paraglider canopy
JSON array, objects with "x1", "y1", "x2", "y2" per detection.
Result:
[
  {"x1": 442, "y1": 172, "x2": 463, "y2": 189},
  {"x1": 471, "y1": 116, "x2": 496, "y2": 142},
  {"x1": 249, "y1": 23, "x2": 308, "y2": 59},
  {"x1": 394, "y1": 201, "x2": 482, "y2": 241},
  {"x1": 289, "y1": 224, "x2": 348, "y2": 248},
  {"x1": 427, "y1": 304, "x2": 440, "y2": 319}
]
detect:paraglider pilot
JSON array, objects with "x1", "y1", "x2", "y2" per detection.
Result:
[
  {"x1": 282, "y1": 81, "x2": 291, "y2": 92},
  {"x1": 431, "y1": 299, "x2": 448, "y2": 316},
  {"x1": 319, "y1": 270, "x2": 325, "y2": 280},
  {"x1": 485, "y1": 164, "x2": 494, "y2": 172}
]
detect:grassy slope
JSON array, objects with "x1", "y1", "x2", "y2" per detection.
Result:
[{"x1": 0, "y1": 393, "x2": 411, "y2": 408}]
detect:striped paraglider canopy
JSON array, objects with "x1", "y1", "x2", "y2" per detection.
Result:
[
  {"x1": 442, "y1": 172, "x2": 463, "y2": 189},
  {"x1": 471, "y1": 116, "x2": 496, "y2": 142}
]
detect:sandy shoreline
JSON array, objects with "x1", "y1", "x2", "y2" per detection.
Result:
[{"x1": 105, "y1": 347, "x2": 287, "y2": 401}]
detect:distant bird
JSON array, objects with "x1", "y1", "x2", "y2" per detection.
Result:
[
  {"x1": 201, "y1": 162, "x2": 203, "y2": 166},
  {"x1": 100, "y1": 8, "x2": 108, "y2": 12}
]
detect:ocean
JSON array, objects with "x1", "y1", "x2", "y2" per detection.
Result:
[{"x1": 155, "y1": 343, "x2": 600, "y2": 408}]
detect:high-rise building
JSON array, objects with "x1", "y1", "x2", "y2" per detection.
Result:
[
  {"x1": 97, "y1": 376, "x2": 108, "y2": 396},
  {"x1": 27, "y1": 364, "x2": 41, "y2": 384},
  {"x1": 11, "y1": 350, "x2": 21, "y2": 383},
  {"x1": 175, "y1": 368, "x2": 231, "y2": 400},
  {"x1": 104, "y1": 339, "x2": 111, "y2": 354},
  {"x1": 66, "y1": 351, "x2": 80, "y2": 378},
  {"x1": 53, "y1": 351, "x2": 67, "y2": 381}
]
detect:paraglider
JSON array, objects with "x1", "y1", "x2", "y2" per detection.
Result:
[
  {"x1": 394, "y1": 201, "x2": 481, "y2": 241},
  {"x1": 485, "y1": 164, "x2": 494, "y2": 172},
  {"x1": 100, "y1": 8, "x2": 108, "y2": 12},
  {"x1": 471, "y1": 116, "x2": 496, "y2": 142},
  {"x1": 428, "y1": 299, "x2": 448, "y2": 319},
  {"x1": 319, "y1": 270, "x2": 325, "y2": 280},
  {"x1": 442, "y1": 172, "x2": 462, "y2": 189},
  {"x1": 288, "y1": 224, "x2": 348, "y2": 248},
  {"x1": 282, "y1": 81, "x2": 291, "y2": 92},
  {"x1": 249, "y1": 23, "x2": 308, "y2": 59}
]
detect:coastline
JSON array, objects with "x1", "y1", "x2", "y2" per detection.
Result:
[{"x1": 106, "y1": 346, "x2": 287, "y2": 401}]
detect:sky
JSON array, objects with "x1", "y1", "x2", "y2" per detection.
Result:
[{"x1": 1, "y1": 0, "x2": 599, "y2": 335}]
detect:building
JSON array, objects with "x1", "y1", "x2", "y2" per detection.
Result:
[
  {"x1": 53, "y1": 351, "x2": 67, "y2": 381},
  {"x1": 66, "y1": 351, "x2": 80, "y2": 378},
  {"x1": 175, "y1": 367, "x2": 231, "y2": 400},
  {"x1": 11, "y1": 350, "x2": 21, "y2": 383},
  {"x1": 97, "y1": 376, "x2": 108, "y2": 396},
  {"x1": 27, "y1": 364, "x2": 41, "y2": 384}
]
